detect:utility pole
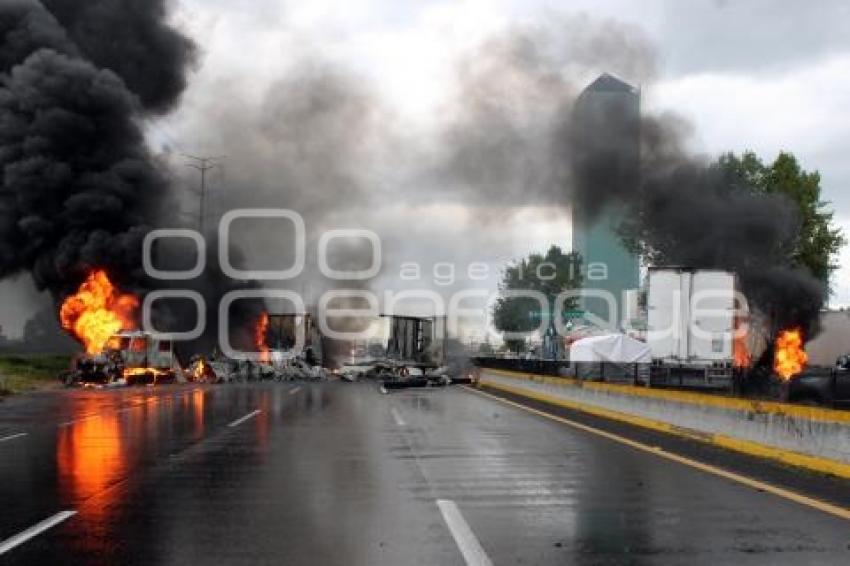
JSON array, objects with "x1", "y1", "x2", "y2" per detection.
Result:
[{"x1": 184, "y1": 154, "x2": 224, "y2": 234}]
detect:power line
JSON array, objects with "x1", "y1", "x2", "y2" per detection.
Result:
[{"x1": 184, "y1": 154, "x2": 225, "y2": 234}]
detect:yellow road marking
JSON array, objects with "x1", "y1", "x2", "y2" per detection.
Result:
[{"x1": 464, "y1": 386, "x2": 850, "y2": 521}]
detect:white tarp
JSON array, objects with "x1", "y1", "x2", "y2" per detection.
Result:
[{"x1": 569, "y1": 334, "x2": 652, "y2": 363}]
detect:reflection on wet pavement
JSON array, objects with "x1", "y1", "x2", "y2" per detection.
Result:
[{"x1": 0, "y1": 383, "x2": 847, "y2": 565}]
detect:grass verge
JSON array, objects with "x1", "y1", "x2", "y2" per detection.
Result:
[{"x1": 0, "y1": 354, "x2": 71, "y2": 396}]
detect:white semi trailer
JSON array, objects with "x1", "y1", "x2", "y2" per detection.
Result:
[{"x1": 646, "y1": 267, "x2": 768, "y2": 389}]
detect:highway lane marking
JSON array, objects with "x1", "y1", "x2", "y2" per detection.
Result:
[
  {"x1": 0, "y1": 510, "x2": 77, "y2": 556},
  {"x1": 289, "y1": 386, "x2": 302, "y2": 395},
  {"x1": 436, "y1": 499, "x2": 493, "y2": 566},
  {"x1": 465, "y1": 386, "x2": 850, "y2": 521},
  {"x1": 228, "y1": 409, "x2": 261, "y2": 428},
  {"x1": 0, "y1": 432, "x2": 27, "y2": 443},
  {"x1": 391, "y1": 407, "x2": 407, "y2": 427}
]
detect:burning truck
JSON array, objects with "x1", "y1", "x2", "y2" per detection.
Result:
[
  {"x1": 646, "y1": 268, "x2": 769, "y2": 390},
  {"x1": 58, "y1": 270, "x2": 180, "y2": 387},
  {"x1": 187, "y1": 311, "x2": 327, "y2": 383},
  {"x1": 780, "y1": 331, "x2": 850, "y2": 407},
  {"x1": 646, "y1": 267, "x2": 820, "y2": 396}
]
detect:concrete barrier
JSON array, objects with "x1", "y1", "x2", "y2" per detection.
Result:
[{"x1": 479, "y1": 368, "x2": 850, "y2": 479}]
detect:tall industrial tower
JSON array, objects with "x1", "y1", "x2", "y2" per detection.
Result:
[{"x1": 571, "y1": 73, "x2": 641, "y2": 328}]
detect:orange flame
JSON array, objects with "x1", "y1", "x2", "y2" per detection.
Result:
[
  {"x1": 60, "y1": 270, "x2": 139, "y2": 355},
  {"x1": 123, "y1": 367, "x2": 170, "y2": 380},
  {"x1": 733, "y1": 334, "x2": 751, "y2": 368},
  {"x1": 190, "y1": 357, "x2": 211, "y2": 381},
  {"x1": 733, "y1": 316, "x2": 751, "y2": 369},
  {"x1": 774, "y1": 328, "x2": 808, "y2": 380},
  {"x1": 255, "y1": 311, "x2": 270, "y2": 363}
]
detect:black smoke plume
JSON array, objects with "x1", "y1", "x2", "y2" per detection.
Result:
[
  {"x1": 435, "y1": 22, "x2": 826, "y2": 342},
  {"x1": 40, "y1": 0, "x2": 195, "y2": 114},
  {"x1": 570, "y1": 98, "x2": 826, "y2": 339},
  {"x1": 0, "y1": 0, "x2": 193, "y2": 297},
  {"x1": 0, "y1": 1, "x2": 263, "y2": 355}
]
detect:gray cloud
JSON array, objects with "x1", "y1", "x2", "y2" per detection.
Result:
[{"x1": 659, "y1": 0, "x2": 850, "y2": 75}]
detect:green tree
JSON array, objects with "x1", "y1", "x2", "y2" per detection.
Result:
[
  {"x1": 624, "y1": 150, "x2": 844, "y2": 294},
  {"x1": 492, "y1": 246, "x2": 582, "y2": 353},
  {"x1": 717, "y1": 151, "x2": 845, "y2": 285}
]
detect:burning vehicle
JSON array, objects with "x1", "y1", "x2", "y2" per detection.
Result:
[
  {"x1": 58, "y1": 270, "x2": 180, "y2": 387},
  {"x1": 779, "y1": 334, "x2": 850, "y2": 407},
  {"x1": 782, "y1": 359, "x2": 850, "y2": 407},
  {"x1": 646, "y1": 268, "x2": 771, "y2": 390},
  {"x1": 260, "y1": 312, "x2": 327, "y2": 379},
  {"x1": 644, "y1": 267, "x2": 825, "y2": 398},
  {"x1": 63, "y1": 331, "x2": 179, "y2": 387},
  {"x1": 252, "y1": 311, "x2": 327, "y2": 381},
  {"x1": 188, "y1": 311, "x2": 328, "y2": 383},
  {"x1": 108, "y1": 331, "x2": 179, "y2": 385}
]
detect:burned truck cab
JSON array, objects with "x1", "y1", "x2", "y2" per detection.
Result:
[{"x1": 106, "y1": 331, "x2": 178, "y2": 385}]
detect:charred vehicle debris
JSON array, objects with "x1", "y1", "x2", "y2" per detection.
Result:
[{"x1": 59, "y1": 307, "x2": 475, "y2": 391}]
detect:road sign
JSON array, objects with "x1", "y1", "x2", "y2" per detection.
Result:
[{"x1": 528, "y1": 309, "x2": 585, "y2": 321}]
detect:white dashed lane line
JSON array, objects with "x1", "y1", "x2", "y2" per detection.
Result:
[
  {"x1": 436, "y1": 499, "x2": 493, "y2": 566},
  {"x1": 228, "y1": 409, "x2": 261, "y2": 428},
  {"x1": 0, "y1": 511, "x2": 77, "y2": 556},
  {"x1": 390, "y1": 407, "x2": 406, "y2": 427}
]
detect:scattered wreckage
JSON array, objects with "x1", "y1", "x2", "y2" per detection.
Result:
[
  {"x1": 345, "y1": 361, "x2": 478, "y2": 391},
  {"x1": 58, "y1": 311, "x2": 475, "y2": 391},
  {"x1": 186, "y1": 352, "x2": 329, "y2": 383},
  {"x1": 337, "y1": 313, "x2": 479, "y2": 391}
]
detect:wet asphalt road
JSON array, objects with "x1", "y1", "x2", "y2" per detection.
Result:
[{"x1": 0, "y1": 381, "x2": 847, "y2": 565}]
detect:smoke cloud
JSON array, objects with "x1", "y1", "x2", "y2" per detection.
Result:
[
  {"x1": 0, "y1": 0, "x2": 194, "y2": 297},
  {"x1": 178, "y1": 17, "x2": 657, "y2": 292},
  {"x1": 0, "y1": 3, "x2": 827, "y2": 356},
  {"x1": 173, "y1": 11, "x2": 825, "y2": 348},
  {"x1": 435, "y1": 18, "x2": 656, "y2": 211},
  {"x1": 0, "y1": 1, "x2": 264, "y2": 354},
  {"x1": 570, "y1": 93, "x2": 825, "y2": 337},
  {"x1": 437, "y1": 18, "x2": 825, "y2": 340},
  {"x1": 40, "y1": 0, "x2": 196, "y2": 114}
]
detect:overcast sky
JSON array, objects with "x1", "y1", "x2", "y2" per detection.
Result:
[
  {"x1": 170, "y1": 0, "x2": 850, "y2": 296},
  {"x1": 3, "y1": 0, "x2": 849, "y2": 338}
]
